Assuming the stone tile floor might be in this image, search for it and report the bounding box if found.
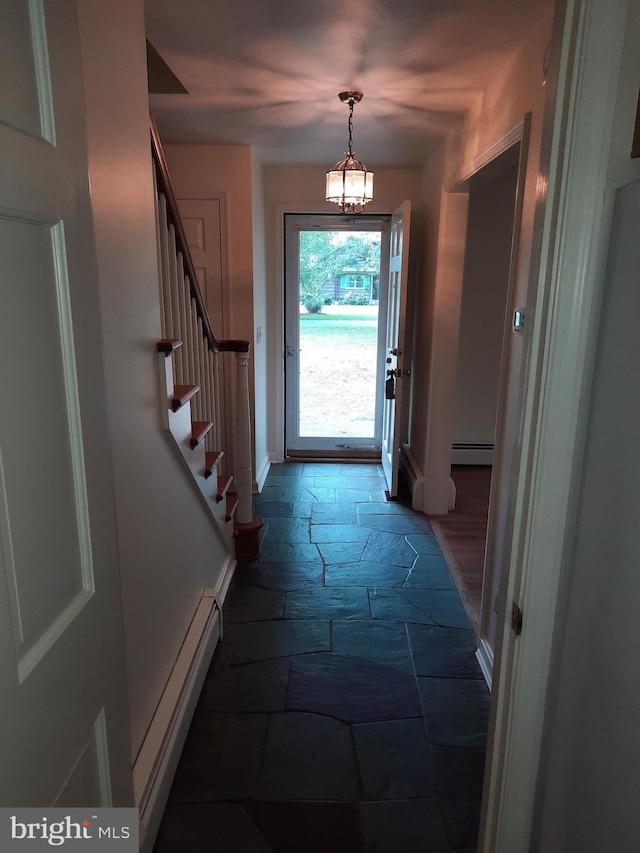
[154,463,488,852]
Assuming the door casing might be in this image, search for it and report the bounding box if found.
[283,213,390,458]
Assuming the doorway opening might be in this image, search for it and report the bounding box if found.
[284,214,390,458]
[429,133,528,689]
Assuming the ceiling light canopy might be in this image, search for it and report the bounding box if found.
[325,91,374,214]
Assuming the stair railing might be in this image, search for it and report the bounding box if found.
[150,116,259,550]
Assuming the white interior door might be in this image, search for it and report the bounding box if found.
[0,0,131,806]
[381,201,411,495]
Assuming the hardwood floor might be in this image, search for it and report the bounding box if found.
[429,466,492,635]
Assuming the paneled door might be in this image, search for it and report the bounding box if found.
[0,1,131,805]
[381,202,411,496]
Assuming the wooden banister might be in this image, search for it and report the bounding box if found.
[150,114,249,356]
[152,115,262,560]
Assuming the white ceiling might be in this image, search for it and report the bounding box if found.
[145,0,552,166]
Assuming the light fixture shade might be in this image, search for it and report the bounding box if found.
[326,91,374,213]
[325,154,374,213]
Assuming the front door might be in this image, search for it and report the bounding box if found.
[284,214,390,457]
[381,202,411,495]
[0,0,131,805]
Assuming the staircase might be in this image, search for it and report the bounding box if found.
[151,119,262,560]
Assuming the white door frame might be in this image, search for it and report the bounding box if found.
[450,119,530,688]
[480,0,631,849]
[283,213,390,456]
[273,204,342,463]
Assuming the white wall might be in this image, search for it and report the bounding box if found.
[452,163,519,449]
[261,164,422,461]
[411,12,553,514]
[78,1,230,760]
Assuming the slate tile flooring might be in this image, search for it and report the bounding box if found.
[155,463,488,852]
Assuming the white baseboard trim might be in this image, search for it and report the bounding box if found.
[214,555,236,622]
[476,637,494,690]
[135,578,232,852]
[255,454,271,493]
[451,443,494,465]
[399,443,425,511]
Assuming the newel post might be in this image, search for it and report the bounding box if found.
[233,347,263,560]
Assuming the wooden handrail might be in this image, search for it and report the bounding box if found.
[149,114,249,355]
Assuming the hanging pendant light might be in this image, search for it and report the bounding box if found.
[326,91,374,213]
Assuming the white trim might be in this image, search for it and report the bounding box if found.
[273,204,335,462]
[448,477,456,512]
[28,0,56,145]
[447,118,526,190]
[399,443,424,511]
[283,212,390,455]
[254,453,271,492]
[476,638,494,689]
[135,570,235,853]
[451,443,494,465]
[423,119,528,517]
[481,1,630,850]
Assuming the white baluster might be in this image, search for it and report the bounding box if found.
[209,349,219,452]
[197,320,210,448]
[192,311,204,423]
[153,176,166,336]
[158,196,174,340]
[234,350,253,525]
[168,226,183,383]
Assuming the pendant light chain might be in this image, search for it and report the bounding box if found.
[325,90,374,213]
[347,98,355,157]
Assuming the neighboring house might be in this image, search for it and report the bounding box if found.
[323,269,380,304]
[1,1,639,852]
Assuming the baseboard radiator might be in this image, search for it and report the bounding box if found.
[451,442,494,465]
[399,443,425,511]
[134,581,229,852]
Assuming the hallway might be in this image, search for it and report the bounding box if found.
[154,463,488,852]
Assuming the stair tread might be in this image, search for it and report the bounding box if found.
[172,384,200,412]
[190,420,213,449]
[157,339,183,355]
[225,493,239,522]
[204,450,224,478]
[216,474,233,502]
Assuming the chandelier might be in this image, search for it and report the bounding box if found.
[325,91,374,213]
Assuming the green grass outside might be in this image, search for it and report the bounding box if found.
[300,310,375,323]
[297,306,379,437]
[299,308,378,344]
